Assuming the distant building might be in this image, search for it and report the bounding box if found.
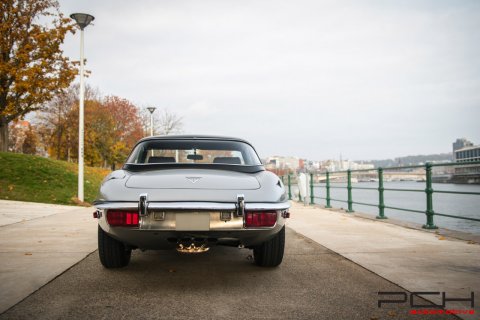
[8,120,30,153]
[452,139,480,184]
[455,145,480,163]
[264,156,301,175]
[453,138,473,152]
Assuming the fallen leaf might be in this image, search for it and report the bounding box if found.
[467,240,476,244]
[387,310,397,317]
[168,269,176,273]
[438,236,446,240]
[24,253,32,256]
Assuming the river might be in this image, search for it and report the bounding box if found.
[292,181,480,235]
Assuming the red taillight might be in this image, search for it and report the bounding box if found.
[106,210,139,227]
[245,211,277,228]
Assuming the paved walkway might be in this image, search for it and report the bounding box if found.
[0,200,97,313]
[0,200,479,319]
[287,202,480,319]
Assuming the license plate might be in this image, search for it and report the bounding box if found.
[175,212,210,231]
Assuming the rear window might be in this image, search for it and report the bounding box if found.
[126,139,262,166]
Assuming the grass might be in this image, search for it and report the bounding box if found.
[0,152,110,205]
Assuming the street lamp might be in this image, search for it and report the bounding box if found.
[70,13,94,203]
[147,107,156,136]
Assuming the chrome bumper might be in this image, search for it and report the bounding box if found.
[94,200,291,211]
[94,199,290,249]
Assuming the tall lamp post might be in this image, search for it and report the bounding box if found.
[147,107,156,136]
[70,13,94,202]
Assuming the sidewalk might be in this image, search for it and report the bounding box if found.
[287,202,480,319]
[0,200,97,313]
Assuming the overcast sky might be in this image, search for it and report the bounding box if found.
[58,0,480,161]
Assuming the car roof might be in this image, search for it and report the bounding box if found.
[137,135,253,145]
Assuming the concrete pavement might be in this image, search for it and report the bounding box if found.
[287,202,480,319]
[1,228,459,320]
[0,199,478,319]
[0,200,97,313]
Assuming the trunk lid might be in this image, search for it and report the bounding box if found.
[125,169,260,190]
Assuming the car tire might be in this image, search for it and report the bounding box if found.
[98,226,131,268]
[253,226,285,267]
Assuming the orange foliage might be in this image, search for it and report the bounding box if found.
[0,0,77,151]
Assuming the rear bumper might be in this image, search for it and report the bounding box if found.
[94,201,290,211]
[95,201,290,249]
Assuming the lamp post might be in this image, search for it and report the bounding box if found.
[147,107,156,136]
[70,13,94,203]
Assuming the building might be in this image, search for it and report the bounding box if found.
[455,145,480,163]
[452,138,474,153]
[264,156,302,175]
[452,139,480,184]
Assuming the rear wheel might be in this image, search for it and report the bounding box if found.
[98,226,131,268]
[253,226,285,267]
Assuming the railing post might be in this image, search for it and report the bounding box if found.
[376,168,387,219]
[423,163,438,229]
[347,169,354,212]
[288,174,292,200]
[325,171,332,208]
[310,173,314,205]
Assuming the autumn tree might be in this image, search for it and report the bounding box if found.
[102,96,143,169]
[36,84,98,160]
[0,0,76,152]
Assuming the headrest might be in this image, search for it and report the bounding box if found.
[213,157,241,164]
[148,156,176,163]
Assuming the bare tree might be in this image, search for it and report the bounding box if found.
[140,108,184,136]
[156,109,183,135]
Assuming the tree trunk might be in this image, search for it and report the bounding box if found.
[0,116,8,152]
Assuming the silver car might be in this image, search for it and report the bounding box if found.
[93,135,290,268]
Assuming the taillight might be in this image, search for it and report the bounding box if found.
[106,210,139,227]
[245,211,277,228]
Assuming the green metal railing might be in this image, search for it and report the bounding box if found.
[282,161,480,229]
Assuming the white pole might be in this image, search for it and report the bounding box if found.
[78,29,85,202]
[150,112,154,136]
[304,172,309,206]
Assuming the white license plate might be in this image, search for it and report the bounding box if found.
[175,212,210,231]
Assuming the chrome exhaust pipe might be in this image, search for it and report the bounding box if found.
[176,243,210,254]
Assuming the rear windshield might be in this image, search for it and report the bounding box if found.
[125,139,262,166]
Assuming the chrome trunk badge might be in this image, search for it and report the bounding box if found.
[186,176,202,183]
